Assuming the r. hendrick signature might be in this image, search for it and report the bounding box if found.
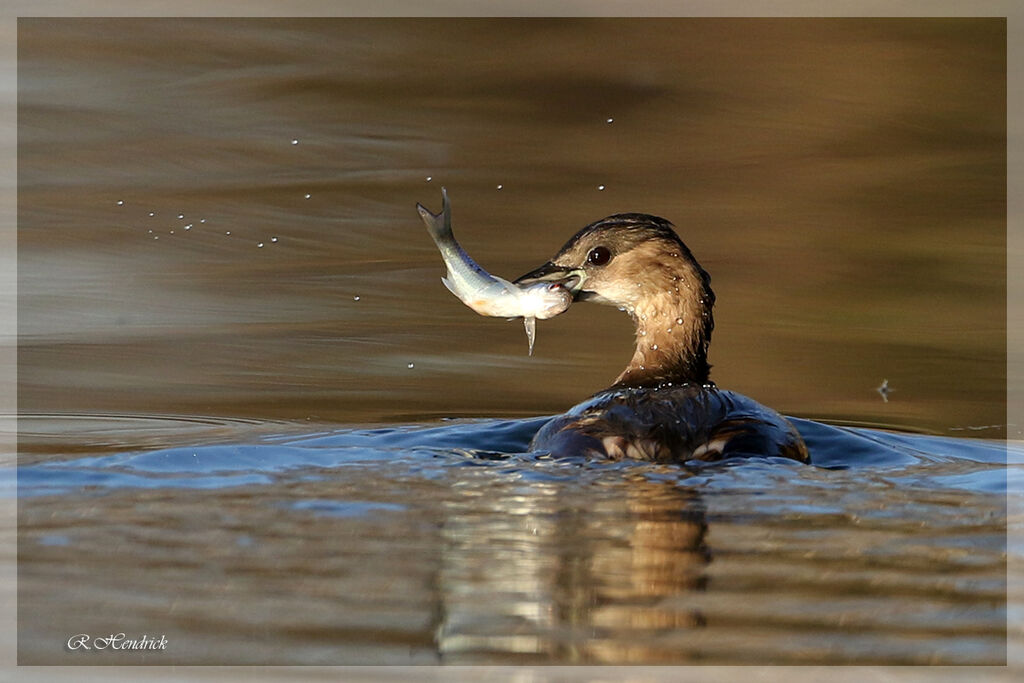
[66,633,168,651]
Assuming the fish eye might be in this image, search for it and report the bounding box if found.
[587,246,612,266]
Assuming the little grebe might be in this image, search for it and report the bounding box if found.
[514,213,809,464]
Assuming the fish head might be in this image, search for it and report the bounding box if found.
[518,281,573,320]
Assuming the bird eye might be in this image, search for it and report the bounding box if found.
[587,246,611,266]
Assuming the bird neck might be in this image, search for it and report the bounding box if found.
[613,281,714,388]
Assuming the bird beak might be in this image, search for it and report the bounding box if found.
[514,262,587,294]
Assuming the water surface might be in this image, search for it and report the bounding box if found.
[17,413,1014,665]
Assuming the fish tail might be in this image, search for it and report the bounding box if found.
[416,186,453,243]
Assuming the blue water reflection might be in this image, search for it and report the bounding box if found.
[19,416,1013,498]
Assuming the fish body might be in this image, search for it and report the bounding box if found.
[416,188,572,354]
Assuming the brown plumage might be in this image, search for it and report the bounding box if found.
[515,213,809,464]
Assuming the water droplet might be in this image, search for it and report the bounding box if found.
[426,176,432,182]
[291,138,299,145]
[147,229,153,234]
[353,295,361,302]
[271,236,278,243]
[257,242,264,248]
[225,231,231,235]
[177,213,184,219]
[651,344,659,351]
[597,184,605,191]
[640,330,647,336]
[184,224,192,230]
[304,193,311,199]
[639,365,645,371]
[676,317,684,325]
[407,362,415,369]
[606,117,614,124]
[666,328,673,334]
[200,218,206,223]
[116,200,124,206]
[153,235,159,240]
[496,184,503,190]
[169,230,174,234]
[148,212,155,217]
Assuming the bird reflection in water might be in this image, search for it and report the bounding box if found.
[432,473,709,663]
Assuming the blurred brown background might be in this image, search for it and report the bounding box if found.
[18,18,1006,436]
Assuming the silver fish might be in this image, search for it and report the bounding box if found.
[416,188,572,355]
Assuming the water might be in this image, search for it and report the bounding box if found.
[16,18,1012,666]
[17,415,1014,665]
